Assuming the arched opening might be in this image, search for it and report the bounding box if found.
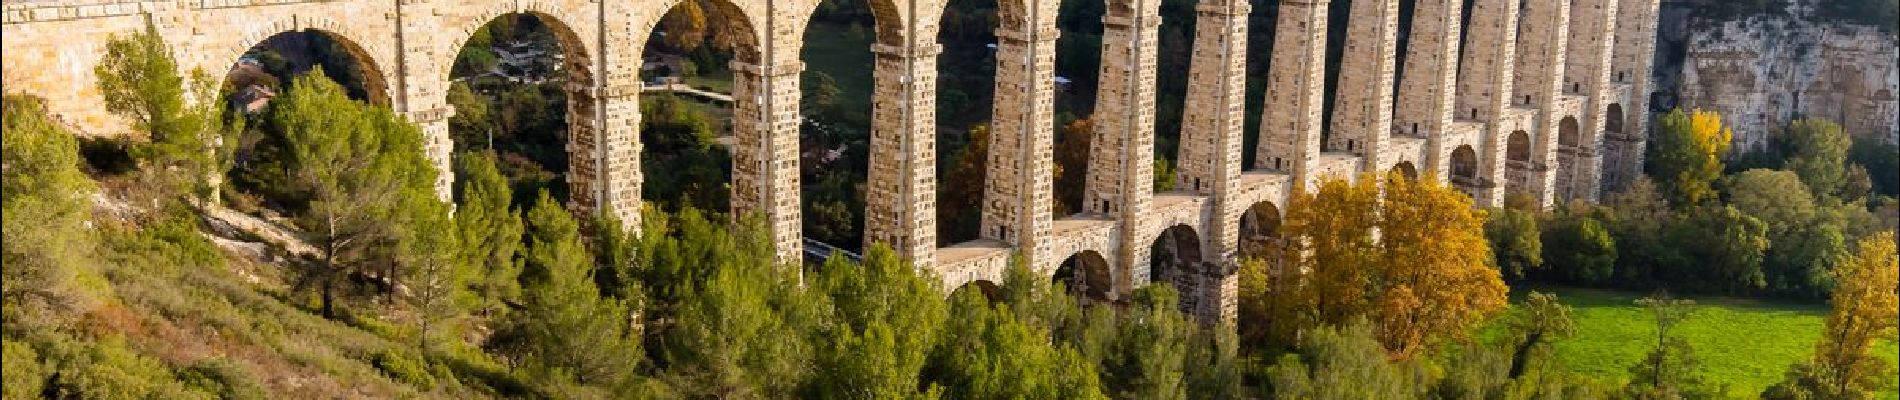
[1054,250,1115,304]
[1151,0,1196,193]
[1148,224,1207,314]
[798,0,894,252]
[1605,103,1624,134]
[1049,0,1110,215]
[951,279,1002,302]
[934,0,1001,245]
[445,13,594,209]
[1391,161,1419,181]
[1449,144,1479,189]
[1558,116,1580,147]
[221,29,386,215]
[636,0,762,216]
[1237,201,1282,261]
[1506,129,1531,162]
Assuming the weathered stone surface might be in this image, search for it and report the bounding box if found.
[1679,8,1899,152]
[3,0,1660,322]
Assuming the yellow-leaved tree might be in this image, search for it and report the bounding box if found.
[1814,231,1898,393]
[1257,173,1509,358]
[1375,173,1509,357]
[1648,109,1733,207]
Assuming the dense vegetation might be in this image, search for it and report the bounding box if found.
[5,10,1898,400]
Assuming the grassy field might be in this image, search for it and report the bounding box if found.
[1494,286,1898,399]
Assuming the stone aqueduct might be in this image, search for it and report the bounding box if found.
[3,0,1659,320]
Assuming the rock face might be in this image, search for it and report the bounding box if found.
[1678,2,1899,152]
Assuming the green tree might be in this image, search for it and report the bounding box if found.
[454,152,525,312]
[1541,213,1617,284]
[272,72,437,317]
[1094,288,1193,400]
[1625,293,1724,399]
[94,24,237,201]
[506,193,641,388]
[1486,207,1543,280]
[810,245,949,399]
[1647,109,1732,208]
[590,205,641,301]
[1670,206,1769,293]
[1784,119,1853,200]
[1603,178,1681,287]
[926,290,1107,400]
[1503,292,1578,379]
[1728,168,1846,297]
[446,82,492,149]
[396,190,471,353]
[1262,319,1429,400]
[1,96,100,322]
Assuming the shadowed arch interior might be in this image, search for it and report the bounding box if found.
[1506,129,1530,162]
[1237,201,1282,262]
[225,29,391,107]
[1392,161,1419,181]
[1148,224,1206,314]
[1559,115,1579,147]
[1605,103,1624,134]
[1055,250,1114,303]
[1450,144,1478,181]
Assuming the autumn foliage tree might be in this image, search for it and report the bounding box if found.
[1648,109,1733,208]
[1765,231,1899,398]
[1264,173,1509,358]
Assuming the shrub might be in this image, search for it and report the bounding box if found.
[370,349,435,391]
[177,358,267,400]
[2,339,49,400]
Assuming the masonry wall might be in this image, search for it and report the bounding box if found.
[3,0,1667,322]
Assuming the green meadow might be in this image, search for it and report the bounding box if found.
[1493,286,1899,399]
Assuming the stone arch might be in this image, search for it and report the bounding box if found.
[1559,115,1580,147]
[442,12,601,209]
[1055,250,1114,303]
[1605,103,1624,134]
[1450,144,1479,182]
[441,10,597,85]
[951,279,1002,301]
[847,0,931,47]
[1237,201,1282,261]
[1391,161,1420,181]
[1148,224,1208,314]
[633,0,766,65]
[216,25,394,107]
[1506,129,1531,162]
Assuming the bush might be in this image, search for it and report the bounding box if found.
[39,334,211,399]
[2,339,49,400]
[177,358,267,400]
[370,349,435,391]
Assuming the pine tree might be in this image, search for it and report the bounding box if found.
[454,151,524,312]
[1,95,100,320]
[94,23,236,201]
[511,192,640,387]
[273,72,436,317]
[810,245,949,399]
[396,189,471,353]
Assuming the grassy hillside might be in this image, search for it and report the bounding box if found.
[1495,286,1899,399]
[2,201,510,398]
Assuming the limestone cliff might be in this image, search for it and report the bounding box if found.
[1675,1,1899,152]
